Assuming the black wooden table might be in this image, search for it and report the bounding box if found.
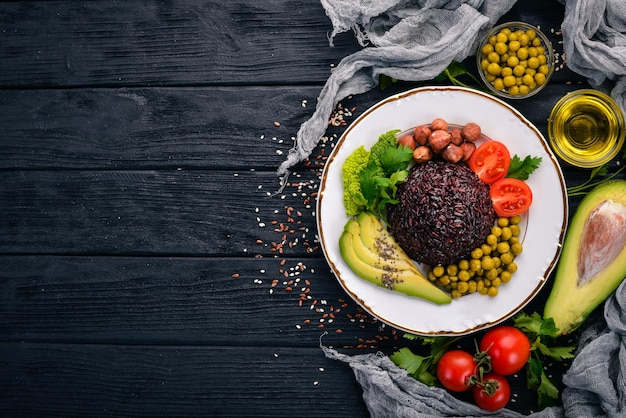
[1,1,623,416]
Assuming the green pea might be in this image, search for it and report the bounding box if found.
[446,264,459,276]
[471,248,484,259]
[433,265,445,277]
[497,242,510,254]
[481,257,495,271]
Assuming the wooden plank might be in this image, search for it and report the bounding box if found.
[0,170,320,256]
[0,256,397,348]
[0,342,371,417]
[0,86,324,170]
[0,0,359,87]
[0,0,575,88]
[0,83,590,171]
[0,170,325,256]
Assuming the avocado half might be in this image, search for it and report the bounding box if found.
[544,180,626,335]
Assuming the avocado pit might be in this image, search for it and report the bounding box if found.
[578,199,626,286]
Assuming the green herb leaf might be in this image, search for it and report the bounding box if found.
[446,61,470,79]
[537,370,560,403]
[390,347,437,386]
[513,311,544,335]
[507,155,542,180]
[591,164,609,179]
[378,145,413,177]
[537,317,560,338]
[527,357,543,389]
[514,311,577,408]
[528,357,559,409]
[379,74,398,91]
[359,162,383,205]
[532,337,576,361]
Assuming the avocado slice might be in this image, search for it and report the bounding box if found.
[544,180,626,335]
[357,212,414,262]
[339,215,451,305]
[344,218,417,272]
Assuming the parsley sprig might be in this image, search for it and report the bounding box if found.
[514,312,577,409]
[360,131,414,218]
[507,155,543,180]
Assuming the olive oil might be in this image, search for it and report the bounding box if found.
[548,90,625,168]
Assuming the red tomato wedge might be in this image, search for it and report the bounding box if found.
[490,178,533,217]
[468,141,511,184]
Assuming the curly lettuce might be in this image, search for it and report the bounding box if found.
[342,145,370,216]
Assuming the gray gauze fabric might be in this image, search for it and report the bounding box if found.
[559,0,626,110]
[276,0,517,181]
[322,279,626,417]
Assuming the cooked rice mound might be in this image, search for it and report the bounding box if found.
[387,160,496,266]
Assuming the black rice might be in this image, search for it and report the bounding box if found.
[387,160,496,266]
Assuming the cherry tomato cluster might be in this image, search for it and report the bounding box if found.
[436,326,531,411]
[468,141,533,217]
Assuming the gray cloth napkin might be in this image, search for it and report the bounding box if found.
[323,279,626,417]
[276,0,517,181]
[292,0,626,416]
[559,0,626,111]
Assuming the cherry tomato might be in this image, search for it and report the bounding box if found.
[490,178,533,217]
[480,326,531,376]
[468,141,511,184]
[436,350,475,392]
[472,372,511,411]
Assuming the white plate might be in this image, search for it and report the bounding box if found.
[317,86,568,336]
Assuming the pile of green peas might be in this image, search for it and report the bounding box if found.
[428,216,523,298]
[479,27,551,96]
